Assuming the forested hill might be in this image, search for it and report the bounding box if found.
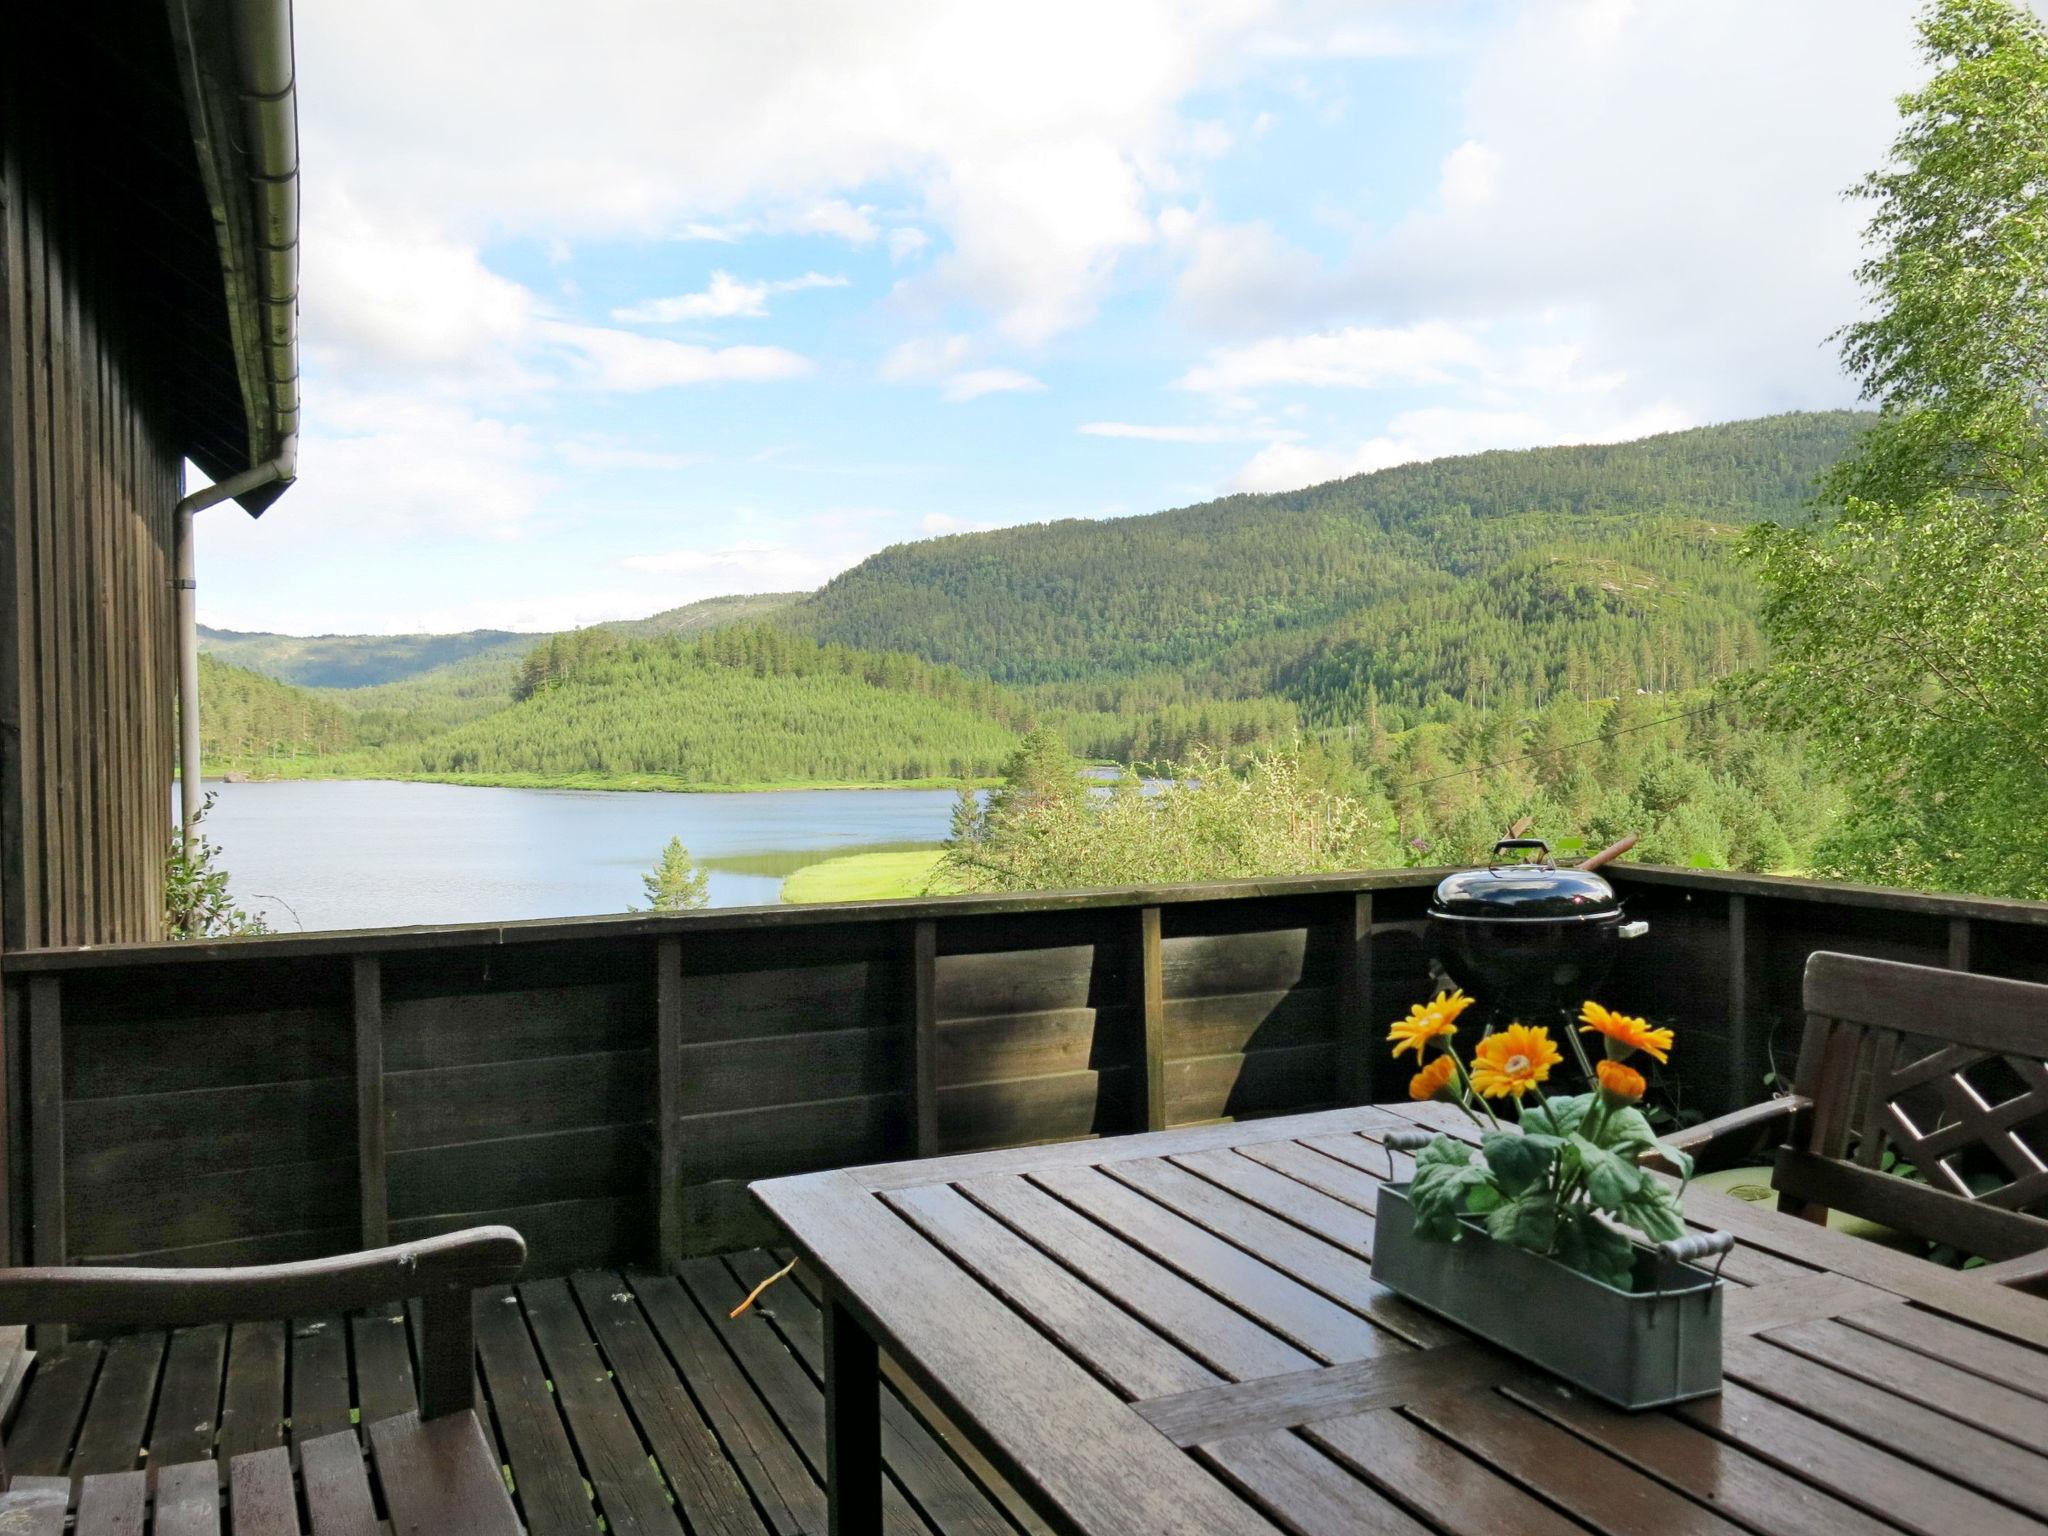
[200,591,801,690]
[387,624,1023,787]
[789,411,1869,717]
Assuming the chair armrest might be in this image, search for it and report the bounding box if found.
[1972,1248,2048,1298]
[1660,1094,1812,1158]
[0,1226,525,1330]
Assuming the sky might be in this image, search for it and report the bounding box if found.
[200,0,1937,636]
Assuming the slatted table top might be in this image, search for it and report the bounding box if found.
[754,1101,2048,1536]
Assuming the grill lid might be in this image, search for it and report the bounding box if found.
[1432,839,1622,920]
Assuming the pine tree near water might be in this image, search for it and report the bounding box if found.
[641,837,710,912]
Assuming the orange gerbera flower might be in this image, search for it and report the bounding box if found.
[1468,1024,1562,1099]
[1386,989,1475,1060]
[1595,1058,1646,1105]
[1409,1053,1460,1103]
[1578,1000,1674,1064]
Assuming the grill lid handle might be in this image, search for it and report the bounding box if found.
[1489,838,1553,869]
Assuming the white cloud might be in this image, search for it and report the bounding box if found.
[1227,401,1694,494]
[1080,420,1297,443]
[298,2,1289,347]
[540,323,812,390]
[941,368,1046,402]
[880,333,974,383]
[620,538,861,596]
[1438,140,1500,214]
[554,438,707,471]
[1178,320,1489,394]
[612,270,847,323]
[887,227,931,262]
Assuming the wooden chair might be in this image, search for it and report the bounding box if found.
[0,1226,526,1534]
[1661,950,2048,1296]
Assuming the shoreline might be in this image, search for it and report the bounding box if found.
[195,766,1001,795]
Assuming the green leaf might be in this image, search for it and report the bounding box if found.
[1594,1104,1659,1154]
[1408,1137,1493,1240]
[1571,1135,1687,1241]
[1485,1191,1558,1254]
[1652,1140,1695,1184]
[1464,1183,1503,1213]
[1521,1092,1591,1140]
[1482,1132,1555,1198]
[1552,1209,1637,1289]
[1570,1134,1645,1209]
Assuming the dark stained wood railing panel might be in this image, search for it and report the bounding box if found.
[1158,895,1348,1126]
[933,909,1142,1159]
[54,959,354,1267]
[7,865,2048,1277]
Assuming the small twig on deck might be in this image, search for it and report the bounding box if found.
[728,1256,799,1318]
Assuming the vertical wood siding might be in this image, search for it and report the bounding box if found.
[2,94,180,953]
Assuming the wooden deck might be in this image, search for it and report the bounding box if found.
[1,1250,1038,1536]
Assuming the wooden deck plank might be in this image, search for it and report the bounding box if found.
[286,1319,352,1456]
[0,1478,69,1536]
[623,1270,825,1536]
[518,1277,681,1536]
[152,1459,223,1536]
[149,1325,226,1473]
[672,1256,948,1535]
[216,1323,287,1463]
[566,1271,766,1536]
[71,1468,146,1536]
[470,1285,598,1536]
[348,1307,417,1429]
[298,1428,379,1536]
[4,1342,104,1475]
[366,1410,522,1536]
[722,1249,1018,1536]
[67,1331,164,1478]
[227,1446,299,1535]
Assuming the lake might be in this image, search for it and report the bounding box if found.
[197,779,960,932]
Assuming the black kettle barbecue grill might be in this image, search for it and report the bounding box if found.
[1428,835,1648,1021]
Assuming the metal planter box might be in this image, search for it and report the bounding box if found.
[1371,1182,1724,1410]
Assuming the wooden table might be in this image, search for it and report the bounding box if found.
[753,1101,2048,1536]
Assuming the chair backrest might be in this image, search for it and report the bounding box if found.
[1779,951,2048,1262]
[0,1227,525,1423]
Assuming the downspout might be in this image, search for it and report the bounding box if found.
[175,445,295,846]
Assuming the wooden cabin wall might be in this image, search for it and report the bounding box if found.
[5,868,2044,1274]
[1,70,182,954]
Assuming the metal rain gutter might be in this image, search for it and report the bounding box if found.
[173,0,301,866]
[230,0,300,480]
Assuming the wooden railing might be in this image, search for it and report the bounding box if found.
[3,864,2044,1277]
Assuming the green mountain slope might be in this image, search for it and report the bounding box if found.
[198,625,531,688]
[387,624,1023,787]
[791,412,1868,721]
[201,591,802,691]
[198,654,358,766]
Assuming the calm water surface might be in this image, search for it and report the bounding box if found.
[199,779,958,932]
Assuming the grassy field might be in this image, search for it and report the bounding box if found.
[781,848,947,904]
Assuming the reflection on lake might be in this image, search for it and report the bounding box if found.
[195,779,958,932]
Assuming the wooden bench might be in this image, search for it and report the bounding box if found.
[0,1227,526,1534]
[1663,949,2048,1295]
